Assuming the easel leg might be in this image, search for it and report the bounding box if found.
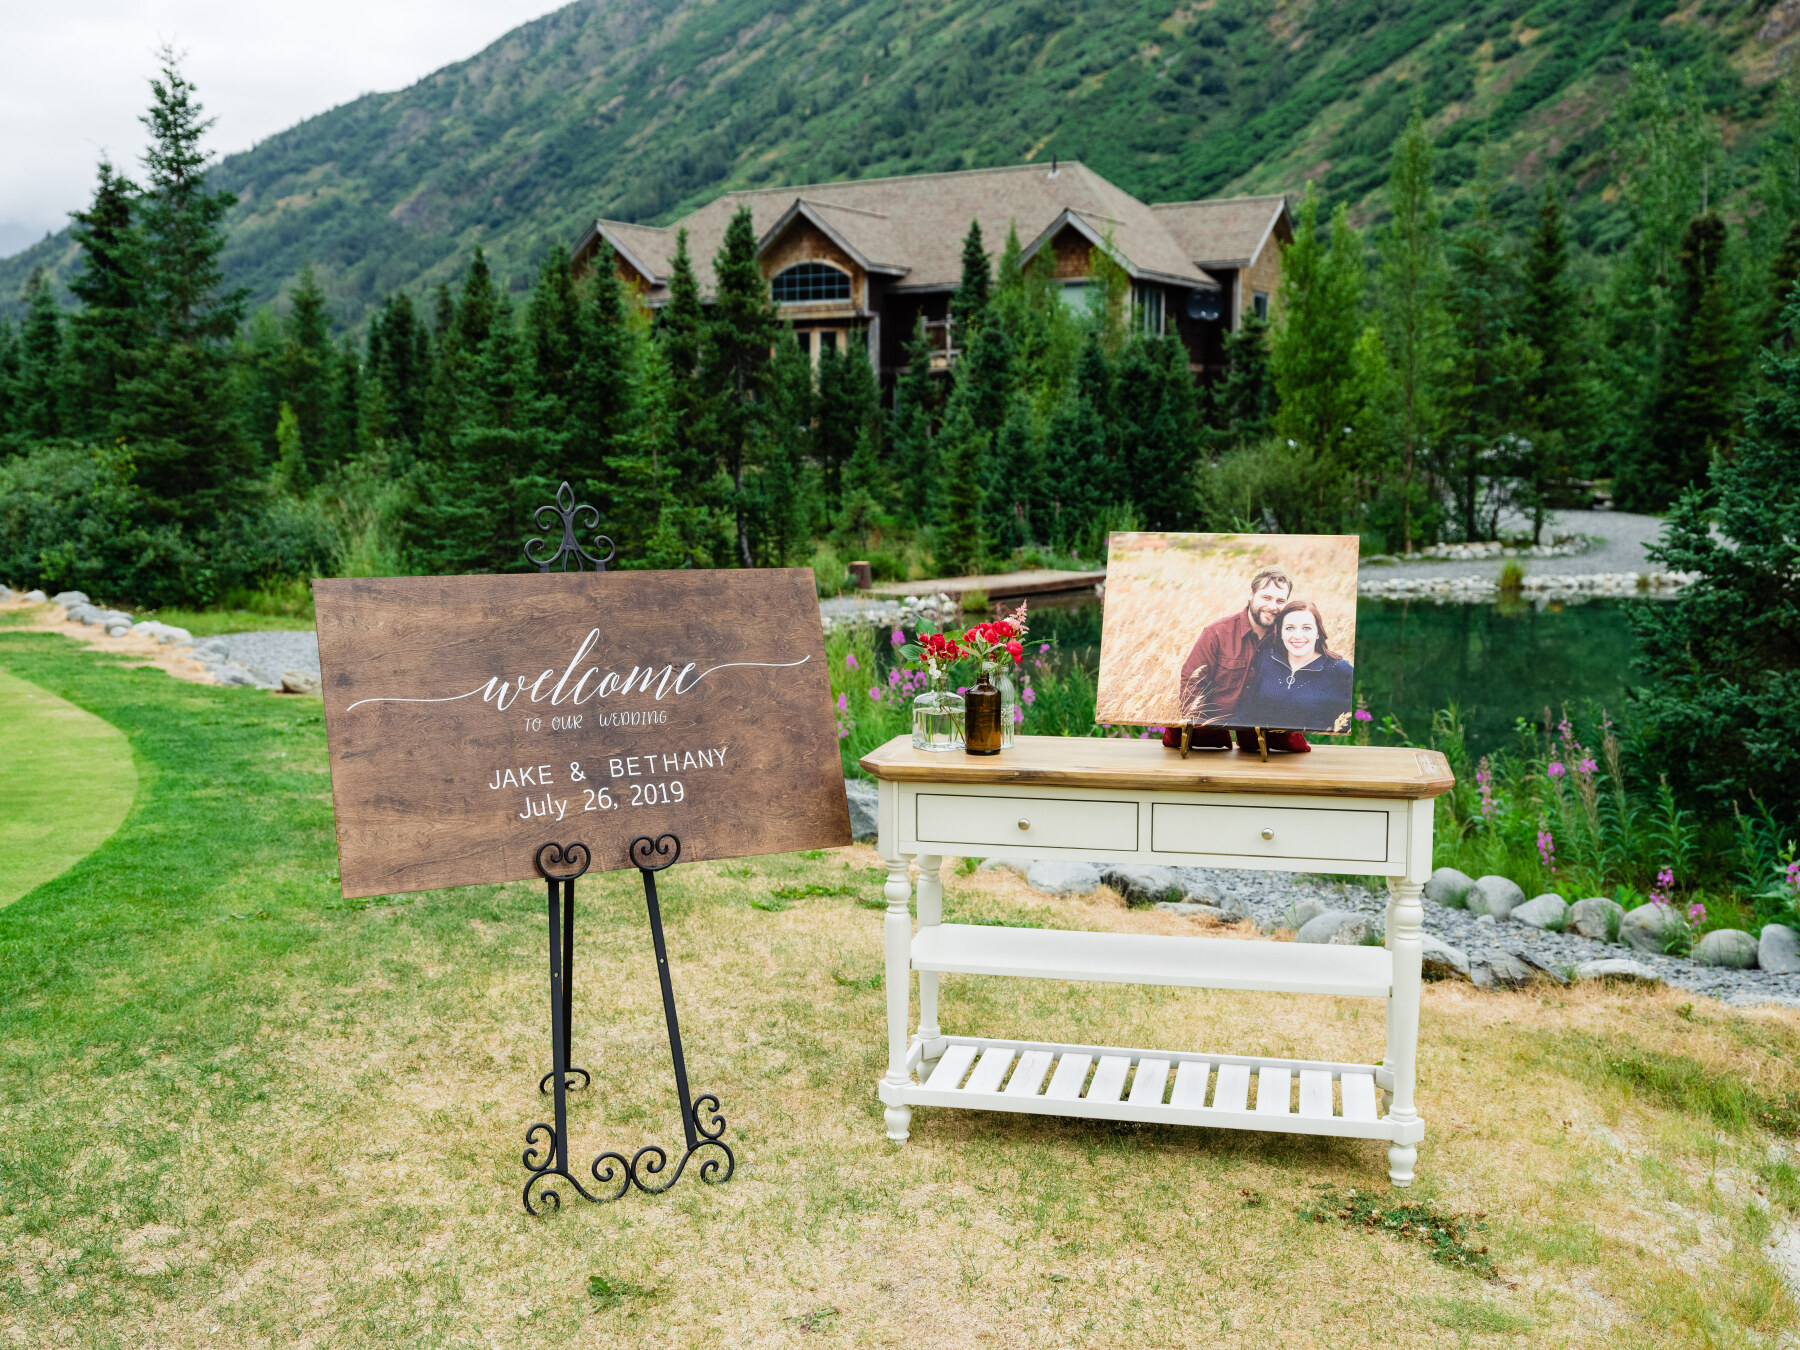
[878,853,915,1141]
[547,877,570,1177]
[539,878,591,1094]
[1385,878,1425,1186]
[639,864,699,1154]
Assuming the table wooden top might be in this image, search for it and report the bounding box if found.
[860,735,1455,800]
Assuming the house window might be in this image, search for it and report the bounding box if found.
[820,330,838,356]
[1059,280,1096,313]
[1252,291,1269,321]
[771,262,851,304]
[796,331,811,357]
[1135,285,1164,334]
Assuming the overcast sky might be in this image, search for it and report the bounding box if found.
[0,0,567,259]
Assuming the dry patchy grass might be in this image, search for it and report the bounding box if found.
[4,849,1797,1348]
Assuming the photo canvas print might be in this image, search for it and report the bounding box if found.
[1094,532,1361,734]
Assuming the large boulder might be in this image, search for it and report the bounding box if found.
[1295,911,1369,945]
[1025,860,1103,896]
[131,620,194,645]
[1100,865,1189,908]
[1619,903,1676,955]
[1568,897,1624,942]
[1575,957,1662,983]
[1470,950,1536,987]
[1467,875,1526,921]
[1423,867,1476,908]
[281,670,323,698]
[50,591,89,607]
[1511,894,1569,930]
[842,778,879,842]
[24,589,47,602]
[1692,928,1758,969]
[1288,898,1328,932]
[1760,924,1800,975]
[1419,934,1470,981]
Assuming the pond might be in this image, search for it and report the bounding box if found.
[1016,593,1651,756]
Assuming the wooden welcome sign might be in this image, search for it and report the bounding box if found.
[314,569,850,897]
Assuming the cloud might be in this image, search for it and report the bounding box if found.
[0,0,565,258]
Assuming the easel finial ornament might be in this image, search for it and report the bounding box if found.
[523,481,616,572]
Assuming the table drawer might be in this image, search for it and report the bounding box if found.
[1151,802,1390,863]
[915,793,1139,852]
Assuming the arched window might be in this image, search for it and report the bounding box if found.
[771,261,851,304]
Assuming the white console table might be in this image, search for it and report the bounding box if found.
[860,735,1455,1185]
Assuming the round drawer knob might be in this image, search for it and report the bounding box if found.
[1261,827,1275,841]
[1017,818,1031,831]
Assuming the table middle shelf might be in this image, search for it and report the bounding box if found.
[911,923,1394,999]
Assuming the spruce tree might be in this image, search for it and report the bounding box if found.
[814,339,878,500]
[1618,212,1738,511]
[835,420,888,556]
[1517,179,1585,539]
[323,338,361,467]
[273,401,310,493]
[889,321,937,530]
[933,401,986,575]
[1115,334,1201,530]
[15,271,65,442]
[65,159,142,439]
[699,207,781,566]
[1040,380,1107,553]
[1272,186,1368,463]
[951,219,991,335]
[982,394,1041,553]
[659,229,710,494]
[283,265,333,467]
[0,321,20,445]
[571,241,635,484]
[1207,315,1275,448]
[118,50,255,524]
[1763,218,1800,355]
[744,330,814,567]
[1374,104,1449,552]
[525,243,583,454]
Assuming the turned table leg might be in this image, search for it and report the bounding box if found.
[878,852,916,1142]
[915,855,944,1067]
[1385,877,1425,1185]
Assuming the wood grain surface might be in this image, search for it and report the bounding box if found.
[859,734,1455,799]
[315,570,850,897]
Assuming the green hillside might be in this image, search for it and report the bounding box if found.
[3,0,1791,326]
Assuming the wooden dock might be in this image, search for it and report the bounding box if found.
[863,569,1105,602]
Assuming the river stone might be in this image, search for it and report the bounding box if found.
[1470,950,1536,987]
[0,585,10,601]
[1420,934,1470,980]
[1468,875,1526,920]
[842,778,878,841]
[1619,903,1676,955]
[1569,897,1624,942]
[25,589,46,602]
[131,620,193,645]
[1423,867,1476,908]
[1156,900,1227,920]
[50,591,89,607]
[281,669,323,698]
[1693,928,1758,969]
[1295,911,1368,945]
[1511,894,1569,930]
[1288,898,1328,932]
[1575,957,1662,983]
[1760,924,1800,975]
[1101,865,1189,907]
[1026,860,1103,895]
[976,857,1028,878]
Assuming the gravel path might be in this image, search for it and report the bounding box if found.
[1162,866,1800,1009]
[1366,511,1667,581]
[191,631,320,689]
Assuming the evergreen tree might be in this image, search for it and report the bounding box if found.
[64,160,142,439]
[1373,104,1449,552]
[1629,298,1800,817]
[525,243,583,455]
[982,395,1041,553]
[951,219,991,335]
[1517,179,1585,539]
[933,400,986,575]
[15,271,65,442]
[368,292,431,450]
[571,241,635,484]
[835,419,888,557]
[273,401,310,493]
[323,338,361,467]
[815,338,878,500]
[1272,186,1368,463]
[1206,315,1275,448]
[659,229,710,494]
[1040,379,1108,552]
[1618,212,1738,511]
[889,321,937,530]
[699,207,782,566]
[1762,218,1800,355]
[283,265,333,466]
[0,321,20,445]
[601,316,681,566]
[1115,334,1201,530]
[1072,334,1121,508]
[117,49,255,524]
[744,331,814,566]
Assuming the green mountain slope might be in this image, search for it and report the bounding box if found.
[4,0,1790,327]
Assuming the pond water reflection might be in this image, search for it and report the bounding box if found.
[1015,592,1649,756]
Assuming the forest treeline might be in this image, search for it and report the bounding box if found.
[0,52,1797,605]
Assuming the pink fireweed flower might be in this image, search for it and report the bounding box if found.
[890,629,904,647]
[845,653,859,670]
[1022,687,1037,705]
[1576,757,1598,775]
[1039,643,1049,653]
[868,686,883,702]
[1786,859,1799,890]
[1012,706,1024,723]
[1537,826,1556,873]
[1547,762,1565,779]
[1354,708,1373,723]
[1476,758,1495,817]
[1649,866,1674,907]
[1686,902,1706,924]
[836,693,847,712]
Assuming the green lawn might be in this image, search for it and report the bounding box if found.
[0,666,136,906]
[0,630,1795,1348]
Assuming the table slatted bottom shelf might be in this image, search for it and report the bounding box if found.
[904,1036,1400,1141]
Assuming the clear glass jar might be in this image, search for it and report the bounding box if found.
[911,673,965,751]
[996,668,1017,749]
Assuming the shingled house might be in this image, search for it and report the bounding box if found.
[573,163,1290,383]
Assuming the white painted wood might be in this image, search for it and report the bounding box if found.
[1213,1062,1251,1113]
[915,792,1139,853]
[1005,1049,1054,1097]
[1341,1072,1378,1122]
[912,924,1392,998]
[924,1042,978,1092]
[1169,1060,1210,1109]
[1150,801,1389,863]
[964,1046,1015,1095]
[1086,1055,1131,1102]
[1255,1066,1292,1115]
[1044,1053,1092,1100]
[1128,1058,1171,1106]
[1298,1069,1334,1119]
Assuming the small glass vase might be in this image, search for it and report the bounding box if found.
[996,668,1017,749]
[911,676,965,752]
[964,677,1003,755]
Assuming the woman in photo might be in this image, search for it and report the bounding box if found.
[1233,599,1354,733]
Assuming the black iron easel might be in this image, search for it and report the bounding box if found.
[516,484,733,1215]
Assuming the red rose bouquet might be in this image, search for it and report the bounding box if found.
[958,602,1030,675]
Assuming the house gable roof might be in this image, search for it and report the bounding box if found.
[1148,195,1292,272]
